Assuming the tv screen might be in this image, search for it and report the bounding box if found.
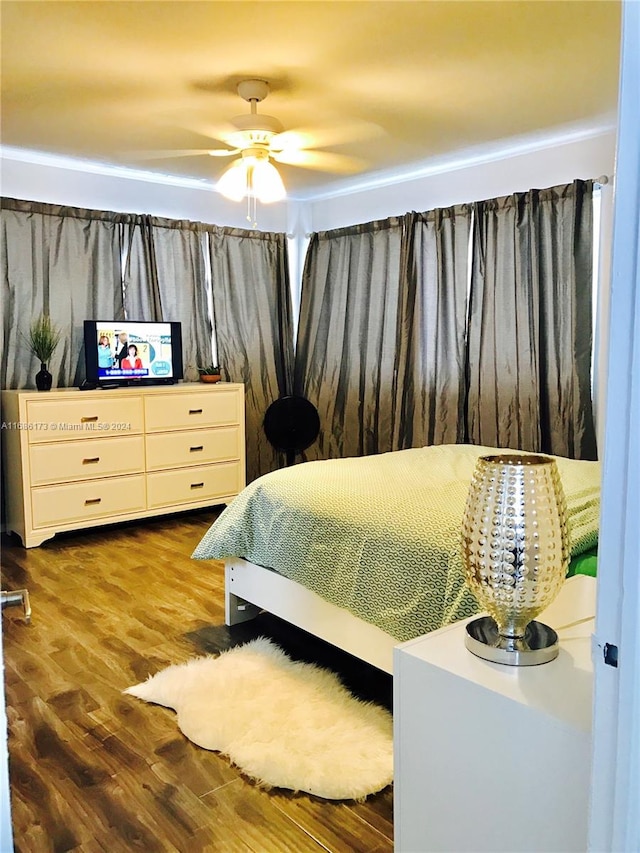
[84,320,183,386]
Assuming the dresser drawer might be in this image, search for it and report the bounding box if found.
[26,397,144,443]
[146,461,242,509]
[31,475,146,528]
[144,389,240,432]
[29,436,145,486]
[145,426,241,471]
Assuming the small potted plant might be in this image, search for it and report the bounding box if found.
[27,314,61,391]
[198,364,222,384]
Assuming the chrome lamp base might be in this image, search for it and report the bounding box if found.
[1,588,31,624]
[465,616,559,666]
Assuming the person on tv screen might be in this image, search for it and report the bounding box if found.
[97,335,113,369]
[122,344,143,371]
[114,331,129,367]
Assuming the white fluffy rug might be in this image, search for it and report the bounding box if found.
[124,637,393,800]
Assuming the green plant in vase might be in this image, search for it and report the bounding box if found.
[197,364,222,383]
[28,314,61,391]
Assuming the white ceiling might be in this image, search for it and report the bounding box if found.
[1,1,621,199]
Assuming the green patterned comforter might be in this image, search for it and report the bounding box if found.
[192,444,600,642]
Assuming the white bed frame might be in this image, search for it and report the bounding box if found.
[225,557,397,674]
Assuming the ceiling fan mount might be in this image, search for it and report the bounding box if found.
[236,78,270,103]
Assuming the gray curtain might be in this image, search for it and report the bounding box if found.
[466,179,597,459]
[1,197,294,483]
[294,207,472,460]
[394,206,472,448]
[294,218,404,460]
[1,198,125,390]
[126,216,214,378]
[122,217,162,322]
[209,226,294,482]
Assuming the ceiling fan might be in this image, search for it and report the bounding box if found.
[135,79,367,207]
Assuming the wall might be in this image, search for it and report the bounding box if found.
[589,3,640,845]
[2,125,616,239]
[306,126,616,231]
[0,629,12,853]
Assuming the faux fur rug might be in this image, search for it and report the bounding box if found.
[124,637,393,800]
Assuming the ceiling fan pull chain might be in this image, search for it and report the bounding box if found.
[246,165,258,228]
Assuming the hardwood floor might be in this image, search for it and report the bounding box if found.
[1,510,393,853]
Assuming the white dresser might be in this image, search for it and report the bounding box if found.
[1,383,245,547]
[394,575,596,853]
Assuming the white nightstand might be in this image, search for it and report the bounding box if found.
[394,575,596,853]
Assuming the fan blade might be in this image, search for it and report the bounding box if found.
[180,119,243,146]
[125,148,239,161]
[270,121,383,153]
[271,148,365,174]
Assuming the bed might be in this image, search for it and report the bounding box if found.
[192,444,600,673]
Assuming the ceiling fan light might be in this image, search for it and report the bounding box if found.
[252,159,286,203]
[216,160,248,202]
[217,157,286,205]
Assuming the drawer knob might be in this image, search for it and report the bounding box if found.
[83,457,100,464]
[188,408,203,415]
[190,446,204,452]
[190,482,205,490]
[84,498,102,505]
[81,416,99,423]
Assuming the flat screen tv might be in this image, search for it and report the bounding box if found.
[83,320,183,387]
